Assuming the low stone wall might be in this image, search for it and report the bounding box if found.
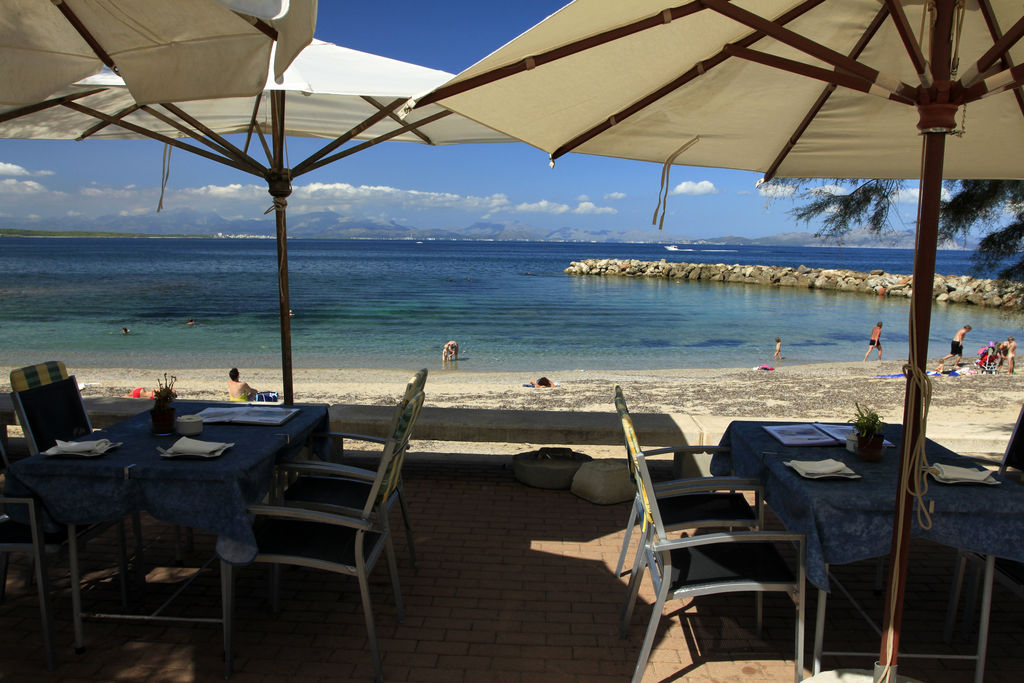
[564,258,1024,311]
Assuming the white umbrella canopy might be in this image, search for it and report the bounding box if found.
[0,38,511,404]
[422,0,1024,180]
[420,1,1024,680]
[0,0,315,106]
[3,39,509,147]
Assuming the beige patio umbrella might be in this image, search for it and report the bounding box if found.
[0,0,315,106]
[0,39,510,404]
[416,0,1024,678]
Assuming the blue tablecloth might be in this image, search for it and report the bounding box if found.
[6,402,328,564]
[711,421,1024,590]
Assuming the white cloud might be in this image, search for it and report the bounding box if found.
[182,183,264,200]
[811,184,849,196]
[758,183,796,198]
[604,191,626,200]
[0,162,30,176]
[576,194,590,202]
[0,178,47,194]
[891,187,950,203]
[296,182,510,212]
[118,207,151,216]
[670,180,717,196]
[0,162,54,177]
[81,186,141,199]
[514,199,571,214]
[573,201,617,215]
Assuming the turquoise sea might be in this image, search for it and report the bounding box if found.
[0,237,1019,372]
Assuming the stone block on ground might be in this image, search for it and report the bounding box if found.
[571,459,634,504]
[512,447,592,489]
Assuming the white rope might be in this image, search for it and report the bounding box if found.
[651,136,699,229]
[157,144,172,212]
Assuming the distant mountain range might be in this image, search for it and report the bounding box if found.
[0,208,974,248]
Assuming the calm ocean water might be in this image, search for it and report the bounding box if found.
[1,237,1020,372]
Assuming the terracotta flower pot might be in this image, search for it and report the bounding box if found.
[151,407,176,435]
[856,433,884,462]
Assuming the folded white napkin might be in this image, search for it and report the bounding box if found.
[45,439,114,456]
[931,463,994,483]
[159,437,233,458]
[786,458,848,475]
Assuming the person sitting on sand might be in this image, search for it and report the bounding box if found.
[442,340,459,362]
[227,367,277,402]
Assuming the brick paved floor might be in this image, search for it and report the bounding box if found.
[1,452,1022,681]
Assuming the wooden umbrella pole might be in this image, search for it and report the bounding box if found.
[878,2,956,677]
[270,91,294,405]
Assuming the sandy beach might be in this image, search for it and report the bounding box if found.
[6,359,1018,429]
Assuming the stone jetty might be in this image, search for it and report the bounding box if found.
[564,258,1024,311]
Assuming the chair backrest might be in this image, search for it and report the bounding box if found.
[364,391,425,516]
[10,361,92,455]
[385,368,427,435]
[614,385,664,535]
[1000,403,1024,476]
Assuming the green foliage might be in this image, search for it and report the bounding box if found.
[849,403,884,438]
[767,177,1024,282]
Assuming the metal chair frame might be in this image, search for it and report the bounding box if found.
[616,393,806,683]
[613,385,763,577]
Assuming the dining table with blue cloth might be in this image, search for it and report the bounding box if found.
[710,421,1024,591]
[5,401,329,565]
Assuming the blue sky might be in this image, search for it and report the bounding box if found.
[0,1,923,238]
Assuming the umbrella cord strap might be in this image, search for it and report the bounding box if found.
[651,136,699,229]
[157,144,172,213]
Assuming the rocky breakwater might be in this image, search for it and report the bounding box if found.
[564,259,1024,311]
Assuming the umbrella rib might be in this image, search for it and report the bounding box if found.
[963,62,1024,101]
[962,8,1024,87]
[551,0,827,160]
[139,104,264,173]
[76,104,142,141]
[974,0,1024,119]
[882,0,932,88]
[704,0,918,102]
[297,110,452,177]
[291,98,406,176]
[415,1,710,108]
[59,100,260,176]
[362,96,434,145]
[243,93,265,155]
[53,0,116,71]
[0,89,106,125]
[158,102,269,174]
[762,5,891,182]
[726,45,916,105]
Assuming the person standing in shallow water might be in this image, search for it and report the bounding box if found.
[772,337,782,361]
[864,321,883,361]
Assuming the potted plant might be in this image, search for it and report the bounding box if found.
[150,373,177,435]
[849,403,885,462]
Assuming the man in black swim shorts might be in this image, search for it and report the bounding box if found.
[935,324,971,372]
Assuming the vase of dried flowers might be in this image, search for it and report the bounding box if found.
[150,373,177,435]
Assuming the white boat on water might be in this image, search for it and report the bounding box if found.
[664,245,680,251]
